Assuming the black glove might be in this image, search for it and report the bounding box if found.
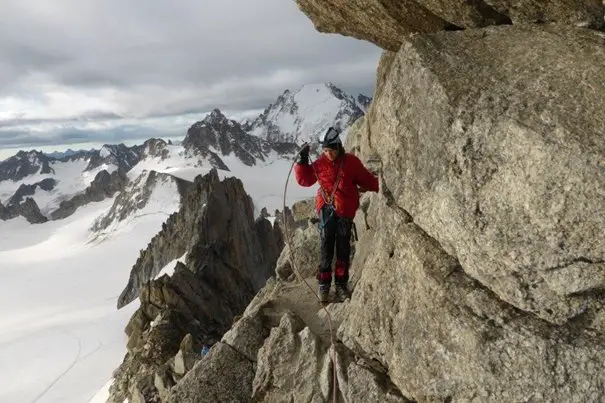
[297,144,310,165]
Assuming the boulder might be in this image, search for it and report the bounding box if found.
[295,0,604,50]
[358,24,605,325]
[275,224,321,281]
[340,191,605,402]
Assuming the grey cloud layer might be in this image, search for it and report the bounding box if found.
[0,0,381,146]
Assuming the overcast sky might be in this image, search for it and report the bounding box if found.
[0,0,381,149]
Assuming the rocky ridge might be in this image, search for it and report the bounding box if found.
[0,197,48,224]
[183,108,299,168]
[0,150,54,182]
[6,178,57,208]
[248,82,370,145]
[108,169,284,402]
[49,169,128,221]
[90,170,190,232]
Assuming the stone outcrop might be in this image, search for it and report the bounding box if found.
[108,170,284,403]
[167,234,410,402]
[0,150,54,182]
[295,0,604,50]
[85,143,144,172]
[356,24,605,325]
[6,178,56,207]
[0,197,48,224]
[117,169,283,308]
[333,14,605,403]
[90,170,190,232]
[50,169,127,220]
[343,192,605,402]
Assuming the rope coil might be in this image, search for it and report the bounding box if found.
[282,143,339,403]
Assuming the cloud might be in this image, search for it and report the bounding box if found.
[0,0,381,147]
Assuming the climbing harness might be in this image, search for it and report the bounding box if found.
[283,143,339,403]
[314,156,344,234]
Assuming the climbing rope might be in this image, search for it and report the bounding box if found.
[282,143,339,403]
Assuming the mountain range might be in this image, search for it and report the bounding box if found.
[0,82,369,226]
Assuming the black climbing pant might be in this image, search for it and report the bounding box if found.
[317,205,353,286]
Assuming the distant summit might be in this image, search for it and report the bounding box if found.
[247,82,370,145]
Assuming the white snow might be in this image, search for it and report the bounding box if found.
[99,146,112,158]
[0,157,118,216]
[126,142,316,216]
[0,163,189,403]
[250,83,357,145]
[93,170,182,239]
[155,253,187,279]
[0,198,148,403]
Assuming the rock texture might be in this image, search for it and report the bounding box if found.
[6,178,56,207]
[332,18,605,402]
[358,24,605,325]
[90,170,189,231]
[184,109,299,168]
[116,169,283,308]
[50,169,127,220]
[85,143,144,172]
[248,82,369,144]
[168,268,409,403]
[0,197,48,223]
[295,0,604,50]
[340,192,605,402]
[108,170,284,403]
[0,150,54,182]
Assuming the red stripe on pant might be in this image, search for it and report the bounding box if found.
[335,260,348,285]
[317,271,332,284]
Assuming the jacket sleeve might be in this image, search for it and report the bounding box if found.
[294,162,317,187]
[353,156,379,192]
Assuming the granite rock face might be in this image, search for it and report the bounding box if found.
[295,0,604,50]
[358,24,605,325]
[51,169,127,220]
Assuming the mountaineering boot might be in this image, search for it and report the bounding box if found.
[335,284,351,302]
[318,285,330,304]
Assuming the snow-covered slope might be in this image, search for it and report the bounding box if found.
[0,156,116,216]
[91,170,186,238]
[0,200,142,403]
[248,82,369,145]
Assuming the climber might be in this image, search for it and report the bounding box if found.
[294,126,379,303]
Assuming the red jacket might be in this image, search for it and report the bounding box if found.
[295,153,379,218]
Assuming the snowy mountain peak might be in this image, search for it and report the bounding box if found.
[207,108,229,123]
[183,109,267,167]
[86,143,143,173]
[0,149,54,182]
[91,170,188,236]
[141,138,169,160]
[248,82,369,145]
